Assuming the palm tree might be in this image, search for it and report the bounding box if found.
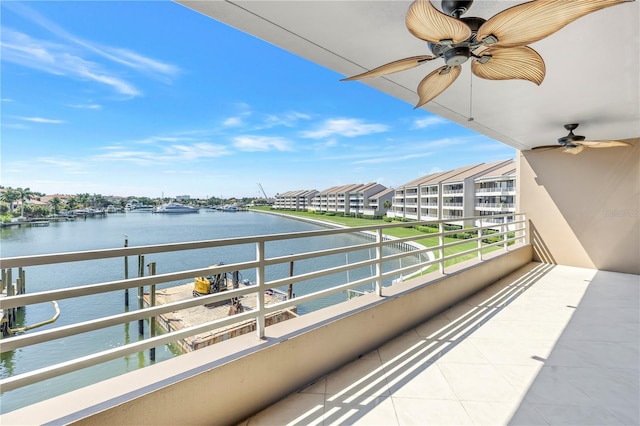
[48,197,62,215]
[383,200,392,210]
[16,187,35,217]
[76,193,90,209]
[0,188,19,214]
[65,197,78,211]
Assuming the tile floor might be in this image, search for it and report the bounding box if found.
[238,262,639,425]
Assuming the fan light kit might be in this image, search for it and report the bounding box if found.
[342,0,634,108]
[533,123,632,155]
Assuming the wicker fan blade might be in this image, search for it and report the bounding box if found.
[563,145,586,155]
[341,55,435,81]
[414,65,461,109]
[477,0,632,49]
[532,145,562,151]
[580,140,632,148]
[406,0,471,44]
[471,46,546,85]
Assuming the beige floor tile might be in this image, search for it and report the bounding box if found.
[532,403,625,425]
[245,392,325,426]
[392,398,474,425]
[546,340,639,369]
[323,396,398,426]
[519,367,595,406]
[494,364,544,395]
[468,318,567,341]
[386,363,458,400]
[507,402,550,425]
[299,376,327,395]
[414,315,452,339]
[377,329,428,364]
[437,363,519,402]
[325,356,389,399]
[460,400,520,425]
[550,366,640,423]
[431,339,491,365]
[471,338,556,366]
[239,264,639,426]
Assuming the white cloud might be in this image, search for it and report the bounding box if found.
[353,152,432,165]
[301,118,388,139]
[264,111,311,128]
[223,116,243,127]
[2,29,141,97]
[163,143,231,160]
[68,103,102,110]
[18,116,65,124]
[1,3,180,98]
[233,136,292,152]
[412,116,447,129]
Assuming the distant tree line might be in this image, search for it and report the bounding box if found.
[0,186,267,222]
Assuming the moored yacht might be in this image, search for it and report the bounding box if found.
[153,202,198,214]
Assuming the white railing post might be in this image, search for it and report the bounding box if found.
[503,215,508,251]
[255,241,266,339]
[375,228,383,297]
[477,220,483,261]
[439,222,445,274]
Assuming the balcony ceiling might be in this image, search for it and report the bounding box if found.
[177,0,639,151]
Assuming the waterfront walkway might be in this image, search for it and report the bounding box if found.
[238,262,639,425]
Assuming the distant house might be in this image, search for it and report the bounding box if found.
[273,190,318,211]
[309,182,391,217]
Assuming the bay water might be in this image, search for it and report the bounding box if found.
[0,210,413,413]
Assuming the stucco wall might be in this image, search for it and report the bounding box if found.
[519,138,639,274]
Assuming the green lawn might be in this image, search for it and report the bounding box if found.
[251,207,503,273]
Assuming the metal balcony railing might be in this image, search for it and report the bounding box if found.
[0,213,526,396]
[475,188,515,194]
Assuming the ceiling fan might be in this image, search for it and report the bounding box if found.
[341,0,633,109]
[533,123,632,155]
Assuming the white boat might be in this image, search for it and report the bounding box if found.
[125,200,154,212]
[221,203,238,212]
[153,202,198,214]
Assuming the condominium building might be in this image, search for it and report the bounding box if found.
[474,161,517,223]
[309,182,391,216]
[272,189,318,211]
[389,160,515,224]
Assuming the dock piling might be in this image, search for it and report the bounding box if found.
[137,255,144,336]
[147,262,156,361]
[124,235,129,307]
[288,259,294,300]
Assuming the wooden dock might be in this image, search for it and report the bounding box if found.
[143,283,297,353]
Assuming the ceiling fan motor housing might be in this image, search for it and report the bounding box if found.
[442,0,474,17]
[558,123,585,145]
[444,46,471,66]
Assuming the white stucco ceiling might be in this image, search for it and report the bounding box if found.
[177,0,639,151]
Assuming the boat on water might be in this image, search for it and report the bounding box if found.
[153,202,198,214]
[125,200,154,212]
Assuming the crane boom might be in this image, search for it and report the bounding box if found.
[257,183,268,199]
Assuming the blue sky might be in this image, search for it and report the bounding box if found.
[1,1,515,199]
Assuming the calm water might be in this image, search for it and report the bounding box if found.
[0,211,414,413]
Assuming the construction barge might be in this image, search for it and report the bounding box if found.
[143,270,297,353]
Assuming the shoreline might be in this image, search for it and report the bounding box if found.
[251,208,432,259]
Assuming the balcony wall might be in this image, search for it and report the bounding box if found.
[3,246,533,425]
[519,139,639,274]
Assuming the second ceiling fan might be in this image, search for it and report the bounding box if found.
[342,0,633,108]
